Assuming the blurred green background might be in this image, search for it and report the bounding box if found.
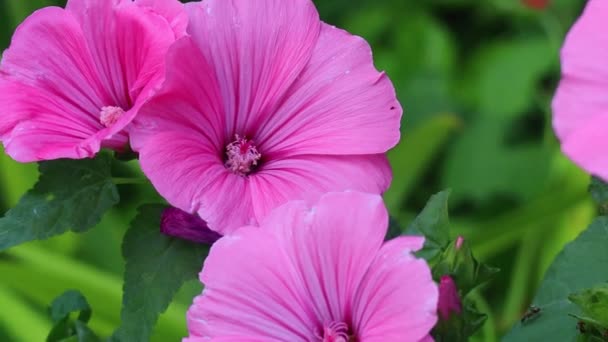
[0,0,593,341]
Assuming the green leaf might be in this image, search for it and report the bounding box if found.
[462,38,556,118]
[589,177,608,211]
[114,204,211,342]
[503,217,608,341]
[442,118,551,201]
[46,290,100,342]
[569,284,608,328]
[406,190,451,259]
[49,290,92,324]
[385,113,461,213]
[0,154,119,251]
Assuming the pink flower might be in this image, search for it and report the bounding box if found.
[185,192,438,342]
[553,0,608,180]
[0,0,186,162]
[437,275,462,321]
[130,0,401,234]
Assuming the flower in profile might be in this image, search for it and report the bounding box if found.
[160,207,222,244]
[553,0,608,180]
[0,0,186,162]
[131,0,402,234]
[185,192,438,341]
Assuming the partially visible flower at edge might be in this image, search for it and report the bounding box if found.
[160,207,222,244]
[129,0,402,235]
[185,192,438,342]
[552,0,608,180]
[0,0,186,162]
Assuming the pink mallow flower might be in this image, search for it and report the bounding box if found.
[0,0,186,162]
[130,0,402,234]
[185,192,438,342]
[553,0,608,180]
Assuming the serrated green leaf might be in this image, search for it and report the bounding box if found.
[503,217,608,341]
[569,284,608,328]
[49,290,92,324]
[0,154,119,251]
[406,190,451,259]
[114,205,211,342]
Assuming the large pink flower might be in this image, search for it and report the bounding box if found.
[186,192,438,342]
[553,0,608,180]
[0,0,186,162]
[131,0,402,234]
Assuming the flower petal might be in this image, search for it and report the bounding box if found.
[353,236,438,342]
[553,0,608,142]
[0,7,109,161]
[189,227,316,340]
[257,23,402,157]
[129,37,225,151]
[138,131,255,235]
[561,114,608,180]
[248,154,391,221]
[184,0,321,136]
[259,192,389,327]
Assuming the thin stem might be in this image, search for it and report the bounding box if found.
[112,177,148,185]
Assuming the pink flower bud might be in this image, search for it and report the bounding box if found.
[160,207,222,244]
[455,236,464,250]
[438,275,462,321]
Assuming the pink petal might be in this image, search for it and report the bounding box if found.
[0,0,183,161]
[553,0,608,142]
[189,227,316,340]
[129,37,225,151]
[137,131,255,235]
[0,7,110,161]
[184,0,321,136]
[135,0,187,38]
[257,23,401,157]
[353,236,438,341]
[561,114,608,180]
[248,154,392,221]
[259,192,389,326]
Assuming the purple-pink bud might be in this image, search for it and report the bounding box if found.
[455,236,464,250]
[160,207,222,244]
[438,275,462,321]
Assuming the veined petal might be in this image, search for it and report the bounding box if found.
[353,237,438,342]
[185,0,321,137]
[189,227,316,340]
[248,154,391,221]
[257,23,401,157]
[130,37,225,151]
[138,131,255,235]
[561,114,608,180]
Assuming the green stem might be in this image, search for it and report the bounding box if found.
[112,177,148,185]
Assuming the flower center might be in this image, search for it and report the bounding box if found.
[99,106,125,127]
[318,321,355,342]
[225,134,261,176]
